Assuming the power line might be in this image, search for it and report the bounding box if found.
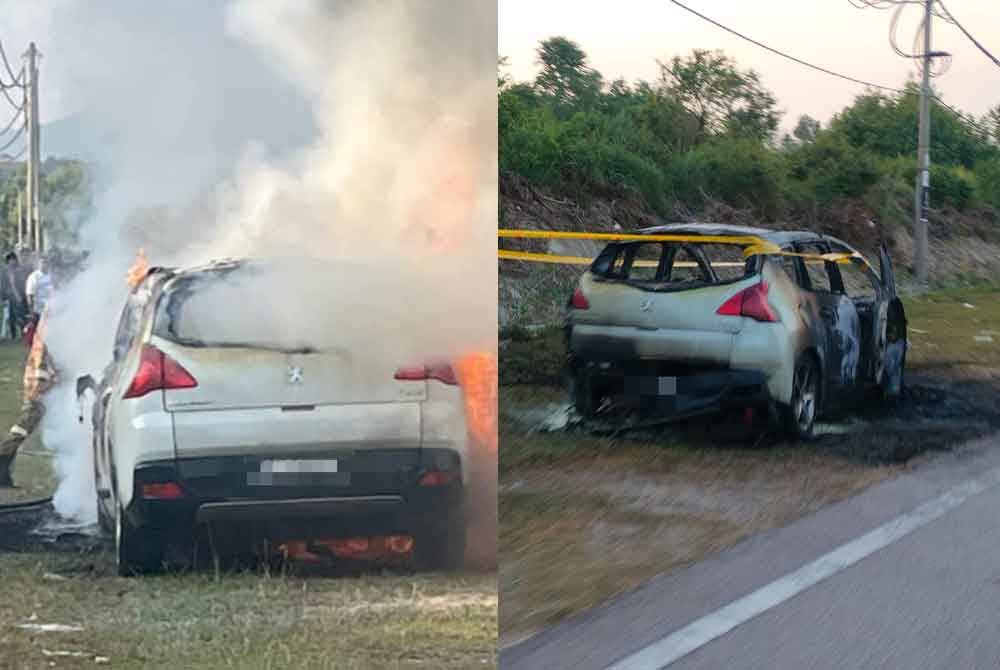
[0,102,23,137]
[931,95,992,137]
[668,0,902,93]
[6,144,25,161]
[670,0,989,137]
[0,41,23,87]
[0,121,25,154]
[935,1,1000,69]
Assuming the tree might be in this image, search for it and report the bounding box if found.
[534,37,603,117]
[498,56,511,90]
[984,104,1000,145]
[829,84,995,169]
[793,115,820,143]
[660,49,780,141]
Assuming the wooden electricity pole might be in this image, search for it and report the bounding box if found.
[24,42,40,253]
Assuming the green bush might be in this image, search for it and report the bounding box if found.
[930,165,975,211]
[668,138,787,216]
[785,134,881,204]
[973,159,1000,209]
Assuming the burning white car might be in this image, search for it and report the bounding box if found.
[77,258,472,575]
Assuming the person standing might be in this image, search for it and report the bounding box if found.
[25,255,53,319]
[0,308,55,487]
[1,252,27,340]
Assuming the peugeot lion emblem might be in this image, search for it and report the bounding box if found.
[288,366,304,384]
[639,298,653,312]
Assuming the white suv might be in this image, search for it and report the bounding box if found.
[78,259,469,575]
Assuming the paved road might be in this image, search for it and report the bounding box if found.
[500,434,1000,670]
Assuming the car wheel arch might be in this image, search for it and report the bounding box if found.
[800,347,825,410]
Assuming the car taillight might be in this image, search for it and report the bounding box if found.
[393,362,458,385]
[570,288,590,310]
[123,344,198,399]
[140,481,185,500]
[716,281,779,322]
[418,470,460,487]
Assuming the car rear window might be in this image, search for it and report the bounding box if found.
[152,262,326,351]
[591,241,754,289]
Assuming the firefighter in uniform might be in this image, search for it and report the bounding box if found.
[0,309,55,487]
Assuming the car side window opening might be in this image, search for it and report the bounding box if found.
[665,245,710,284]
[773,252,804,287]
[839,258,880,304]
[112,299,141,361]
[796,242,839,294]
[625,242,665,281]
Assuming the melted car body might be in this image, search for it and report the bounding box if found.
[566,224,907,438]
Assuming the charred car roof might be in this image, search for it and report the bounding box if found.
[635,223,860,251]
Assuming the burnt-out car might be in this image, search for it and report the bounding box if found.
[566,224,907,438]
[77,259,469,575]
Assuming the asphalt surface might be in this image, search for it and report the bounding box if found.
[500,433,1000,670]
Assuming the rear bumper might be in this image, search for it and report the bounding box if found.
[194,495,404,524]
[125,448,463,543]
[570,323,733,365]
[573,358,771,419]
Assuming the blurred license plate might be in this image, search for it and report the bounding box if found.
[247,459,349,486]
[261,459,338,473]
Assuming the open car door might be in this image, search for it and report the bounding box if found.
[877,241,906,397]
[878,241,896,297]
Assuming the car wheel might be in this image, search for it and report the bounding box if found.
[782,356,819,441]
[571,370,600,419]
[414,510,466,572]
[115,502,163,576]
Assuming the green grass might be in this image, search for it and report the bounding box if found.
[0,552,496,670]
[0,341,497,669]
[902,286,1000,367]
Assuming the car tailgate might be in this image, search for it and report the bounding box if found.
[571,274,757,363]
[152,336,423,457]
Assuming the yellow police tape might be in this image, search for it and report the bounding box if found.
[498,229,868,268]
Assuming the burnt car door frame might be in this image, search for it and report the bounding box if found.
[830,243,885,385]
[793,239,863,407]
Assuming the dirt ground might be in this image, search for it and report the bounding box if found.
[0,342,496,670]
[499,287,1000,644]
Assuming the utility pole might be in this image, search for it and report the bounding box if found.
[15,191,21,249]
[913,0,932,286]
[24,42,40,254]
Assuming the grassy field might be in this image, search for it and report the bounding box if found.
[0,341,497,670]
[903,286,1000,367]
[499,287,1000,642]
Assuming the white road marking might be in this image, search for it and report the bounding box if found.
[606,467,1000,670]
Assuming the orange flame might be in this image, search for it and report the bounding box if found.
[126,248,150,288]
[455,351,498,454]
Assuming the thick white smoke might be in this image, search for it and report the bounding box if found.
[2,1,496,533]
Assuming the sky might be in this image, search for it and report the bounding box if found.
[499,0,1000,133]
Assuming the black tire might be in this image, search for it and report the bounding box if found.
[571,369,600,419]
[414,509,466,572]
[781,356,819,441]
[115,502,164,576]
